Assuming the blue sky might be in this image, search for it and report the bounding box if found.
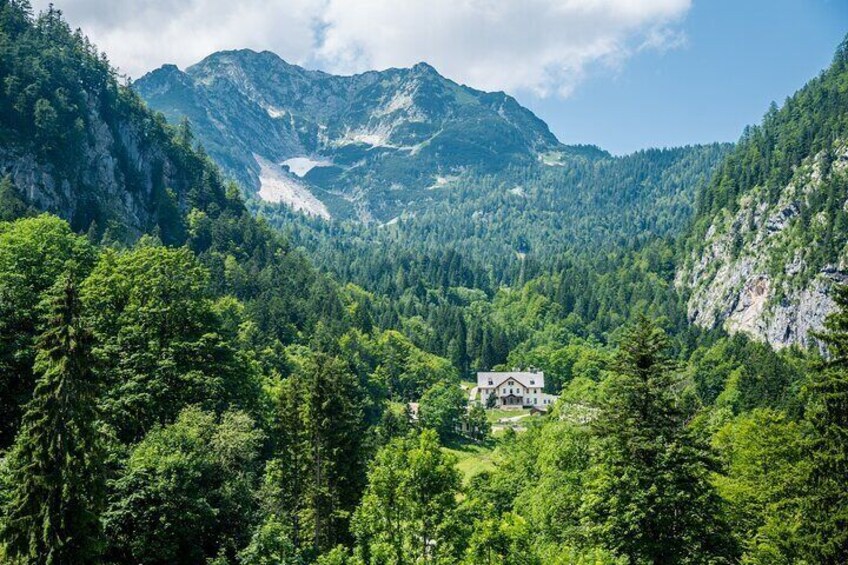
[523,0,848,154]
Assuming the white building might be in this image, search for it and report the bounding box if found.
[473,371,558,409]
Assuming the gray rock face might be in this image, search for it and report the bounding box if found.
[1,92,203,238]
[134,50,587,221]
[677,144,848,349]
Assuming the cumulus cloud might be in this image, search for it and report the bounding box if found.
[318,0,691,96]
[33,0,691,96]
[32,0,326,77]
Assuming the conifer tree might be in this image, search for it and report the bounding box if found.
[802,284,848,562]
[0,274,104,564]
[582,316,734,563]
[304,355,368,553]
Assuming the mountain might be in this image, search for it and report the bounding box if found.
[134,49,604,221]
[0,5,242,243]
[278,143,731,292]
[676,39,848,348]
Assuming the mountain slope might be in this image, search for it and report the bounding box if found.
[135,49,599,221]
[677,37,848,348]
[0,6,253,243]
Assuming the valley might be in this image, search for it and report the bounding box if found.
[0,2,847,563]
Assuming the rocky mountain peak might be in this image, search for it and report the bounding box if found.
[135,49,571,221]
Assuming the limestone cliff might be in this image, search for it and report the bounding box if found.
[677,144,848,348]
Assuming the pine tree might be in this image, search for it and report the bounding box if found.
[0,275,104,564]
[802,284,848,562]
[582,316,734,563]
[304,355,368,553]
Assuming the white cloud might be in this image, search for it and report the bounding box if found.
[32,0,326,77]
[33,0,691,96]
[317,0,691,96]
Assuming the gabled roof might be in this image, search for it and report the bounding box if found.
[477,371,544,389]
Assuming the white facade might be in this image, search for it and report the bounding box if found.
[475,371,557,409]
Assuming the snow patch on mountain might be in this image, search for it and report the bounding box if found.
[348,130,393,147]
[375,91,416,117]
[266,106,286,118]
[282,156,333,177]
[255,155,330,219]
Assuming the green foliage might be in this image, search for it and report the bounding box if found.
[238,517,304,565]
[374,330,458,400]
[712,409,808,563]
[0,275,104,564]
[352,430,463,564]
[104,407,264,564]
[581,318,735,563]
[464,403,491,441]
[800,284,848,562]
[0,3,99,164]
[686,335,804,414]
[258,352,369,558]
[302,354,369,552]
[0,214,94,447]
[419,381,467,442]
[82,243,260,442]
[463,512,540,565]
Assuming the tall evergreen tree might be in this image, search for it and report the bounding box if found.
[802,284,848,562]
[0,275,104,564]
[581,316,734,563]
[260,375,312,554]
[304,354,368,553]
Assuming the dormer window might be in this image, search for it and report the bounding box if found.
[488,379,493,385]
[530,380,535,385]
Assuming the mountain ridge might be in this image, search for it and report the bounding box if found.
[135,49,605,221]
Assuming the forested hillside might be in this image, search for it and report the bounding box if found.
[678,40,848,348]
[1,2,847,564]
[0,2,248,241]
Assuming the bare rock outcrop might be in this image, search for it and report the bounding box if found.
[676,144,848,349]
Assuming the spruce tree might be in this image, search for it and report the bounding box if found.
[803,284,848,562]
[304,354,367,553]
[0,275,104,564]
[582,316,734,563]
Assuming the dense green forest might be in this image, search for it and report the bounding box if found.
[1,2,848,564]
[683,37,848,283]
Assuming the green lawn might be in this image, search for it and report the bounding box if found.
[442,441,498,484]
[486,408,530,424]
